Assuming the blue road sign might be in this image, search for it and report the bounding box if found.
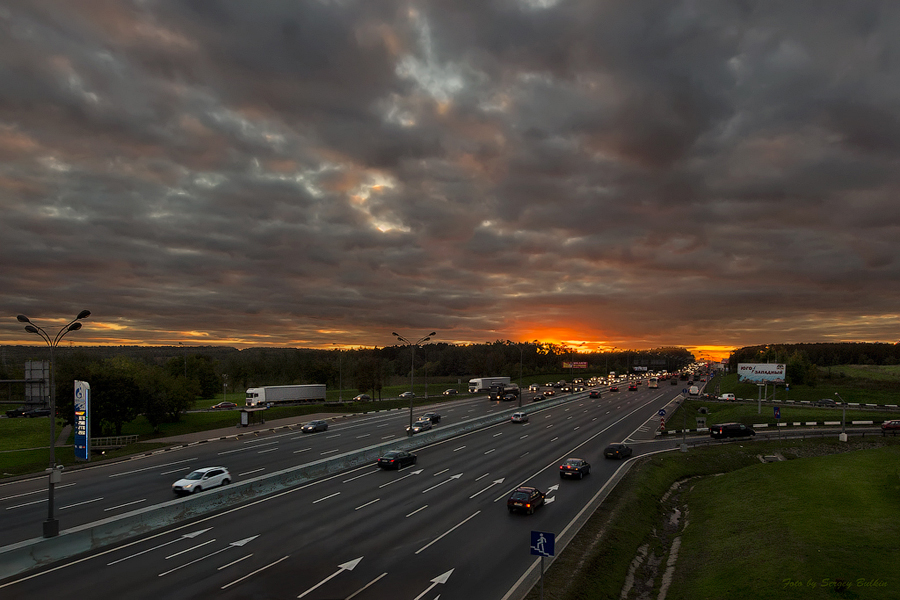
[682,388,688,394]
[774,406,781,419]
[531,531,555,557]
[658,409,666,417]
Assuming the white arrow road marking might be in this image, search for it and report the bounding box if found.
[159,536,259,577]
[379,469,422,488]
[469,478,505,499]
[421,473,462,494]
[548,484,559,492]
[296,557,363,598]
[545,496,556,505]
[413,569,454,600]
[107,528,212,565]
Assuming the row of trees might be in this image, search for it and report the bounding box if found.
[727,342,900,387]
[1,342,695,435]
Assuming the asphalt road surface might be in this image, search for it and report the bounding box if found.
[1,383,684,599]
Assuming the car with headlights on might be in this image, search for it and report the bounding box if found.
[559,457,591,479]
[543,389,556,397]
[507,486,545,515]
[301,420,329,433]
[421,412,441,423]
[353,393,371,401]
[604,444,633,459]
[399,391,416,399]
[172,467,231,495]
[442,388,458,396]
[376,450,417,469]
[407,419,432,434]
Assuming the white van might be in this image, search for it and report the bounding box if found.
[688,385,700,396]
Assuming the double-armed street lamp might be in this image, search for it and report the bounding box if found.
[392,331,435,436]
[17,310,91,538]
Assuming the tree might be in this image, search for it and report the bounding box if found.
[88,357,145,436]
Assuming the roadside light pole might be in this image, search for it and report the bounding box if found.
[392,331,435,436]
[17,310,91,538]
[834,392,848,441]
[334,344,343,402]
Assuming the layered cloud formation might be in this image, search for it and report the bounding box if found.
[2,1,899,352]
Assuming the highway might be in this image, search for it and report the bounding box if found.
[1,381,685,599]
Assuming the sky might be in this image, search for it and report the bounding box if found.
[3,1,900,362]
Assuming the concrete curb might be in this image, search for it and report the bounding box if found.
[0,394,574,579]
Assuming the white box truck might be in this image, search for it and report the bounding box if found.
[468,377,511,393]
[245,384,327,407]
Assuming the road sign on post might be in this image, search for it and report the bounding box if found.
[531,531,555,557]
[531,531,555,600]
[774,406,781,419]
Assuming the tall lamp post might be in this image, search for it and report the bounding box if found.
[17,310,91,538]
[333,344,343,402]
[392,331,435,436]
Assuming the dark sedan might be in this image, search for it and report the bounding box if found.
[609,385,619,392]
[507,486,545,515]
[376,450,418,469]
[210,401,237,410]
[559,457,591,479]
[421,412,441,423]
[604,444,633,459]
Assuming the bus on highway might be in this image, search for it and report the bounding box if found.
[648,377,659,389]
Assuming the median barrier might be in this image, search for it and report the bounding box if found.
[0,393,576,579]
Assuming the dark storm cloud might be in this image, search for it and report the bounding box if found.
[3,0,900,352]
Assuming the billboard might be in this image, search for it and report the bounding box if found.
[74,380,90,461]
[738,363,785,384]
[562,361,588,369]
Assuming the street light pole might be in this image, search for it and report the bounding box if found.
[333,344,343,402]
[392,331,435,436]
[17,310,91,538]
[835,392,848,441]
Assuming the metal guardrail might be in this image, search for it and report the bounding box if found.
[90,435,138,449]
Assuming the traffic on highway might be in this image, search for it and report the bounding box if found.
[0,377,694,599]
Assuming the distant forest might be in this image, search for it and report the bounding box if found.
[727,342,900,387]
[1,341,694,395]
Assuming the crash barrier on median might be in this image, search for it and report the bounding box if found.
[90,435,139,450]
[0,392,577,579]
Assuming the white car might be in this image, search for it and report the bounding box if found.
[719,393,735,401]
[511,412,529,423]
[172,466,231,495]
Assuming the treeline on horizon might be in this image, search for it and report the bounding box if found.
[728,342,900,387]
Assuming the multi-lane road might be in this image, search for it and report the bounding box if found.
[1,382,686,599]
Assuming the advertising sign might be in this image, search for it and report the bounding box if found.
[562,361,588,369]
[74,380,90,461]
[738,363,786,383]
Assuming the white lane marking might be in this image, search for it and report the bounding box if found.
[313,492,340,504]
[165,538,217,560]
[239,468,265,477]
[406,505,428,517]
[257,447,278,454]
[0,482,76,502]
[60,497,103,510]
[453,446,466,451]
[292,447,311,454]
[415,511,481,554]
[109,458,196,478]
[104,499,146,512]
[355,498,380,511]
[221,555,290,590]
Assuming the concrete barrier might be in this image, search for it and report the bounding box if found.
[0,393,576,578]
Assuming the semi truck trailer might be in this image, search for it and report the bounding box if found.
[468,376,511,393]
[245,384,327,407]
